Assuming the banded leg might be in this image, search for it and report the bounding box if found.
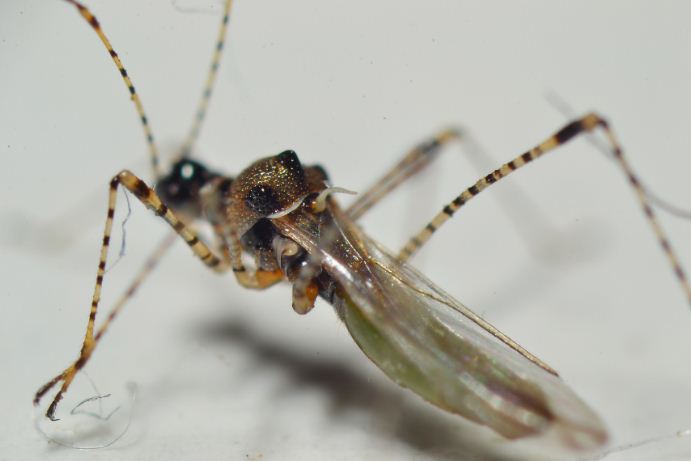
[34,231,175,421]
[34,170,228,420]
[94,231,177,344]
[398,113,691,305]
[346,129,461,220]
[63,0,161,178]
[180,0,234,156]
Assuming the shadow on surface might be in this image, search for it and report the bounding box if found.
[192,316,520,461]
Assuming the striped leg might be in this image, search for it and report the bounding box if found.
[93,231,177,343]
[398,113,691,305]
[180,0,234,156]
[63,0,235,173]
[34,170,228,420]
[34,232,175,421]
[63,0,161,178]
[346,128,461,220]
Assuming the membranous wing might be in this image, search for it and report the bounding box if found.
[273,203,607,452]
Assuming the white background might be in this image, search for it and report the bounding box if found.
[2,1,691,460]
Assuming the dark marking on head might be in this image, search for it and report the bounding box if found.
[229,150,311,234]
[245,184,281,216]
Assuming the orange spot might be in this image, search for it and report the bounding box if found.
[256,269,284,288]
[306,282,319,305]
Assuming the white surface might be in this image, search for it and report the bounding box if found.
[2,0,691,460]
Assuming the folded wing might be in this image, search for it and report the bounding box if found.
[273,205,607,453]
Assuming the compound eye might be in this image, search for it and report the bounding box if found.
[245,184,281,216]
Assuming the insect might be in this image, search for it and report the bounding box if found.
[32,0,691,457]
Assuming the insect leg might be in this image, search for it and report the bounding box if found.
[34,232,175,420]
[291,259,322,315]
[93,231,177,342]
[225,229,284,290]
[287,207,351,314]
[211,219,283,290]
[346,129,461,220]
[398,113,691,304]
[290,210,341,315]
[34,171,229,420]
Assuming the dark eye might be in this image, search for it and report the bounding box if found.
[156,159,212,208]
[245,184,280,216]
